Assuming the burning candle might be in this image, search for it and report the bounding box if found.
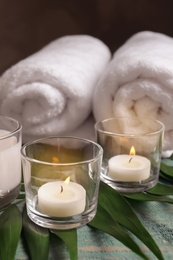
[37,177,86,217]
[108,146,151,181]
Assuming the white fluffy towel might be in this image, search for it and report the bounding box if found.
[0,35,111,143]
[93,31,173,151]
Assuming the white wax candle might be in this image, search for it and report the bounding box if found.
[0,130,21,192]
[37,181,86,217]
[108,154,151,181]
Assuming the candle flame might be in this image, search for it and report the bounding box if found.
[64,176,70,185]
[52,156,59,163]
[59,177,70,194]
[129,146,136,155]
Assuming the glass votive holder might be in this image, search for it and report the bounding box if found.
[21,136,103,230]
[0,116,22,210]
[95,117,164,193]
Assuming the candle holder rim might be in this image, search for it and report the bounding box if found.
[95,117,165,137]
[21,135,103,166]
[0,115,22,140]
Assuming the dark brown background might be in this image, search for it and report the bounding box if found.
[0,0,172,75]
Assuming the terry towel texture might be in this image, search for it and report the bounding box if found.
[0,35,111,143]
[93,31,173,151]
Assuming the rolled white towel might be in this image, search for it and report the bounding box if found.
[93,31,173,151]
[23,113,96,143]
[0,35,111,143]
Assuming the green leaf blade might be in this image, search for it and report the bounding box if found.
[161,158,173,167]
[160,159,173,179]
[52,228,78,260]
[89,203,149,260]
[98,181,164,260]
[22,206,50,260]
[0,204,22,260]
[147,182,173,195]
[123,192,173,204]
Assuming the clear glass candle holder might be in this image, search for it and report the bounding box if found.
[21,136,103,230]
[0,116,22,210]
[95,117,164,193]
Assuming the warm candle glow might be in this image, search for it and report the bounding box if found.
[64,176,70,185]
[130,146,136,155]
[52,156,59,163]
[119,137,128,143]
[60,177,70,193]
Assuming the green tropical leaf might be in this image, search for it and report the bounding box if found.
[123,192,173,203]
[159,157,173,182]
[161,158,173,167]
[22,206,50,260]
[16,193,25,200]
[160,172,173,182]
[160,159,173,178]
[89,203,148,259]
[0,204,22,260]
[123,182,173,203]
[96,181,164,260]
[147,182,173,195]
[52,228,78,260]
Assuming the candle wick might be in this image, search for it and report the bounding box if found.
[129,157,133,163]
[60,185,63,193]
